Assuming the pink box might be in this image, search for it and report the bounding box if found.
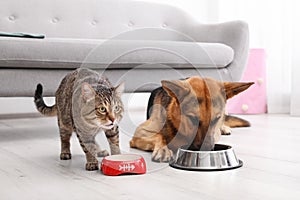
[226,48,267,114]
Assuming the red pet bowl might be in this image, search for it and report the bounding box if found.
[101,154,146,176]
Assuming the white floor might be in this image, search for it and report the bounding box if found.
[0,110,300,200]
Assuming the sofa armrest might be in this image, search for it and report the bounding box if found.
[187,20,249,81]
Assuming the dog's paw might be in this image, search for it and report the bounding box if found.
[152,146,173,162]
[221,125,232,135]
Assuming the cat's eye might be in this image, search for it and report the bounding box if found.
[114,105,120,112]
[98,106,106,113]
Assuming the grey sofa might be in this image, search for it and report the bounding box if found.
[0,0,249,96]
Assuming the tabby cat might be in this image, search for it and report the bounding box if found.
[34,68,124,170]
[130,77,253,162]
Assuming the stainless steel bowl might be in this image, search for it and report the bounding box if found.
[169,144,243,171]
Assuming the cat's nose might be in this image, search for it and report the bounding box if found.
[108,115,115,123]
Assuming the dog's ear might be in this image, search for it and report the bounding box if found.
[161,80,190,101]
[223,82,254,99]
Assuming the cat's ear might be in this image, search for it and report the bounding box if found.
[81,82,95,102]
[223,82,254,99]
[114,82,125,97]
[161,80,190,101]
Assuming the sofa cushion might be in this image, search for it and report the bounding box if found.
[0,37,234,69]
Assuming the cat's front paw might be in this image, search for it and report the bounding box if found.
[97,150,109,157]
[152,146,173,162]
[86,162,99,171]
[60,153,72,160]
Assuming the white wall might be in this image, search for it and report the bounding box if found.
[290,0,300,116]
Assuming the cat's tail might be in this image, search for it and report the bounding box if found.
[34,84,57,116]
[224,115,251,128]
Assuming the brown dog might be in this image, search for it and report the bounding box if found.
[130,77,253,162]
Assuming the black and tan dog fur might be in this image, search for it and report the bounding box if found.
[130,77,253,162]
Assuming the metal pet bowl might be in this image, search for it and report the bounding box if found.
[170,144,243,171]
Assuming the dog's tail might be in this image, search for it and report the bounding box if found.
[224,115,251,128]
[34,84,57,116]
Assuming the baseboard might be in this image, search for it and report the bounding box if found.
[0,112,45,119]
